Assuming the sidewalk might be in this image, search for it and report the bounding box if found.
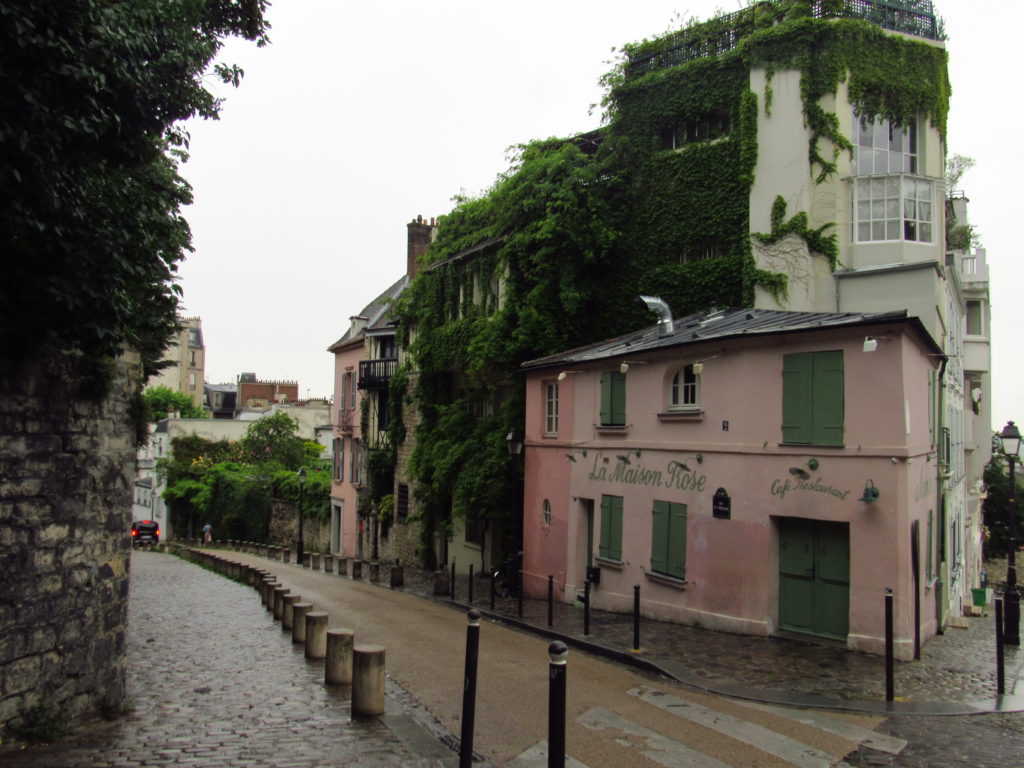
[398,564,1023,714]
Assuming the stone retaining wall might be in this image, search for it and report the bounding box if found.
[0,353,139,730]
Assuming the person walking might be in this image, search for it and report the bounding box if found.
[202,522,213,544]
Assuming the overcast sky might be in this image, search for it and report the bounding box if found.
[178,0,1020,432]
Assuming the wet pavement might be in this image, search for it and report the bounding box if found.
[403,565,1023,710]
[0,551,459,767]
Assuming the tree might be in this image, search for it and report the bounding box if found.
[982,453,1023,561]
[142,385,207,422]
[0,1,270,379]
[239,412,306,470]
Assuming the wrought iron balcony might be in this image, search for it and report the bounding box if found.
[357,358,397,390]
[335,409,354,434]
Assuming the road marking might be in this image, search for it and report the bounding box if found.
[509,741,591,768]
[630,687,853,768]
[578,706,733,768]
[736,701,908,755]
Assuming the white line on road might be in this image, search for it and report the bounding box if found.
[508,741,592,768]
[577,706,734,768]
[735,701,908,755]
[630,687,854,768]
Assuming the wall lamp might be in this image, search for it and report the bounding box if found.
[505,431,524,456]
[788,457,820,480]
[618,360,650,374]
[668,454,702,472]
[557,370,582,381]
[859,479,881,503]
[615,448,642,464]
[863,336,889,353]
[565,448,588,463]
[691,355,719,375]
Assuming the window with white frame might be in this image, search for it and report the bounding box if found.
[544,380,559,435]
[670,365,700,411]
[851,113,933,244]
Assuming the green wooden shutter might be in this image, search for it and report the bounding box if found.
[926,510,933,581]
[600,373,612,426]
[599,495,612,558]
[811,351,844,446]
[782,353,812,443]
[668,502,687,579]
[651,501,669,574]
[611,372,626,426]
[610,496,623,560]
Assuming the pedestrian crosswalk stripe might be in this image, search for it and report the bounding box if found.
[735,701,908,755]
[508,741,591,768]
[578,706,734,768]
[630,687,854,768]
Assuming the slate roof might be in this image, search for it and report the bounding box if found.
[522,306,942,371]
[327,275,408,350]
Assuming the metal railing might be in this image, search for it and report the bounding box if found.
[357,358,397,390]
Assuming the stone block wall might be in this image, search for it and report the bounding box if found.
[0,353,140,730]
[267,498,329,554]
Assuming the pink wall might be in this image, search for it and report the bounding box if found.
[331,340,363,558]
[522,322,941,658]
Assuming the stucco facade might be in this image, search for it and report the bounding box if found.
[522,307,943,660]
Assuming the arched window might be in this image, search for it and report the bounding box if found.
[670,365,700,411]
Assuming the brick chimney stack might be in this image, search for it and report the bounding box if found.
[407,215,435,278]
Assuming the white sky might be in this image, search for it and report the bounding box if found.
[179,0,1020,432]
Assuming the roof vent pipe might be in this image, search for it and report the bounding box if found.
[640,295,674,336]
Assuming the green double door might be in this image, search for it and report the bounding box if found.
[778,518,850,641]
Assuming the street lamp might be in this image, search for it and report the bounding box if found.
[505,431,524,456]
[296,467,307,566]
[1000,420,1021,646]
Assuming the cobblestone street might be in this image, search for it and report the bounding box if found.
[0,551,457,767]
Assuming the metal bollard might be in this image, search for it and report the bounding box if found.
[451,560,457,602]
[633,584,641,651]
[518,567,524,618]
[460,610,481,768]
[996,594,1005,695]
[490,570,496,610]
[885,587,894,702]
[548,641,568,768]
[548,575,554,628]
[469,564,474,604]
[583,579,591,636]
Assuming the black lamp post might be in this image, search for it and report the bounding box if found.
[1000,420,1021,646]
[296,467,307,566]
[505,431,524,456]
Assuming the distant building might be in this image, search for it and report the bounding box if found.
[236,372,298,414]
[204,382,237,419]
[148,316,205,409]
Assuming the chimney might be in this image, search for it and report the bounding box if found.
[407,215,435,278]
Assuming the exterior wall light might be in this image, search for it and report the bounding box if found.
[506,431,524,456]
[858,479,880,503]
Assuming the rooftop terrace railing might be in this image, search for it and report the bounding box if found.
[626,0,939,79]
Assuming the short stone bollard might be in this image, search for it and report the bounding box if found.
[261,578,277,608]
[337,558,348,577]
[390,565,404,588]
[352,645,386,718]
[351,560,363,580]
[434,570,450,596]
[273,587,290,620]
[305,612,329,659]
[292,603,313,644]
[283,594,301,630]
[283,549,291,564]
[324,554,334,574]
[369,562,380,583]
[311,553,321,571]
[325,628,355,685]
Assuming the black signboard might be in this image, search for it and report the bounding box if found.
[712,487,731,519]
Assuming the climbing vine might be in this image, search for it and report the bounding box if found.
[394,0,950,564]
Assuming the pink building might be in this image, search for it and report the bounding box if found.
[521,302,944,660]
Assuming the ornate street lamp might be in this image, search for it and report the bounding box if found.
[296,467,308,566]
[1000,420,1020,646]
[505,431,524,456]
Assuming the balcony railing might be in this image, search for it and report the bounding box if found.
[336,409,354,434]
[357,358,397,390]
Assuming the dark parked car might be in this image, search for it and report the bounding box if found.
[132,520,160,546]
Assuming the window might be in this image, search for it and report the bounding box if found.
[379,335,397,360]
[542,499,552,527]
[397,484,409,521]
[782,351,844,446]
[853,176,933,243]
[465,515,485,546]
[651,501,687,580]
[599,494,623,561]
[600,372,626,427]
[188,372,196,390]
[377,394,390,432]
[660,112,731,150]
[333,438,344,482]
[965,300,984,336]
[854,114,917,175]
[544,380,559,435]
[670,365,700,411]
[679,240,722,264]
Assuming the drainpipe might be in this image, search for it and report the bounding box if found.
[639,296,674,336]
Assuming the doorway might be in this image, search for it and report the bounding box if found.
[778,517,850,641]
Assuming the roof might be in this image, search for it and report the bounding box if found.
[327,275,408,350]
[521,306,943,371]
